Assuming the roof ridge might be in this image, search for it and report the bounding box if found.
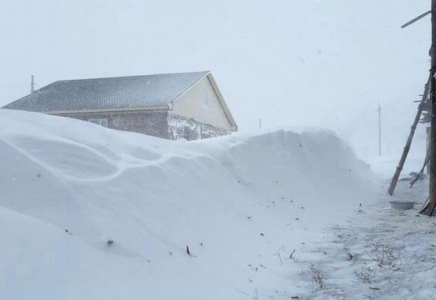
[55,71,210,83]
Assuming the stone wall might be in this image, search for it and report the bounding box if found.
[167,114,231,141]
[52,110,230,141]
[54,110,169,139]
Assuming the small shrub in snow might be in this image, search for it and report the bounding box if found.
[326,290,346,300]
[347,252,358,262]
[344,246,358,262]
[366,240,401,268]
[310,267,324,289]
[355,267,376,283]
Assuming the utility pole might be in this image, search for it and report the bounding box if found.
[259,117,262,129]
[30,75,36,94]
[421,0,436,216]
[378,102,382,156]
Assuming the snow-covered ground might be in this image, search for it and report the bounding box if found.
[1,110,431,300]
[295,156,435,300]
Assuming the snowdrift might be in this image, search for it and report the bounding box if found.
[0,110,375,300]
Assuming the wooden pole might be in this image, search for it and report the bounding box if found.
[388,76,430,195]
[421,0,436,215]
[401,11,431,29]
[30,75,35,94]
[378,102,382,156]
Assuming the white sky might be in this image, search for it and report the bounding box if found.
[0,0,430,157]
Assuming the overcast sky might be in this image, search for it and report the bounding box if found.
[0,0,430,157]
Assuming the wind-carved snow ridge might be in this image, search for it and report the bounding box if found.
[0,110,376,300]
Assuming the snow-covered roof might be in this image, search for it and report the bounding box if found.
[3,71,210,113]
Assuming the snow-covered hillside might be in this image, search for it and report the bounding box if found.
[0,110,375,300]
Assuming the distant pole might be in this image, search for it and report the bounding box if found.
[30,75,35,93]
[378,102,382,156]
[259,117,262,129]
[421,0,436,216]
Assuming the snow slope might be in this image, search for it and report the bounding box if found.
[0,110,375,300]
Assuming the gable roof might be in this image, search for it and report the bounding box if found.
[4,71,210,113]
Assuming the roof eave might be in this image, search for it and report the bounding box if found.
[206,73,238,131]
[44,105,170,115]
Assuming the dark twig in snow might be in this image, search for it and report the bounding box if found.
[275,252,283,265]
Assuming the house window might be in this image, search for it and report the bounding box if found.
[88,118,108,127]
[179,125,189,140]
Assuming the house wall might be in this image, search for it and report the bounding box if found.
[53,110,169,139]
[171,76,233,131]
[47,75,235,141]
[168,114,230,141]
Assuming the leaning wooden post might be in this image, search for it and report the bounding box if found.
[421,0,436,215]
[388,76,430,195]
